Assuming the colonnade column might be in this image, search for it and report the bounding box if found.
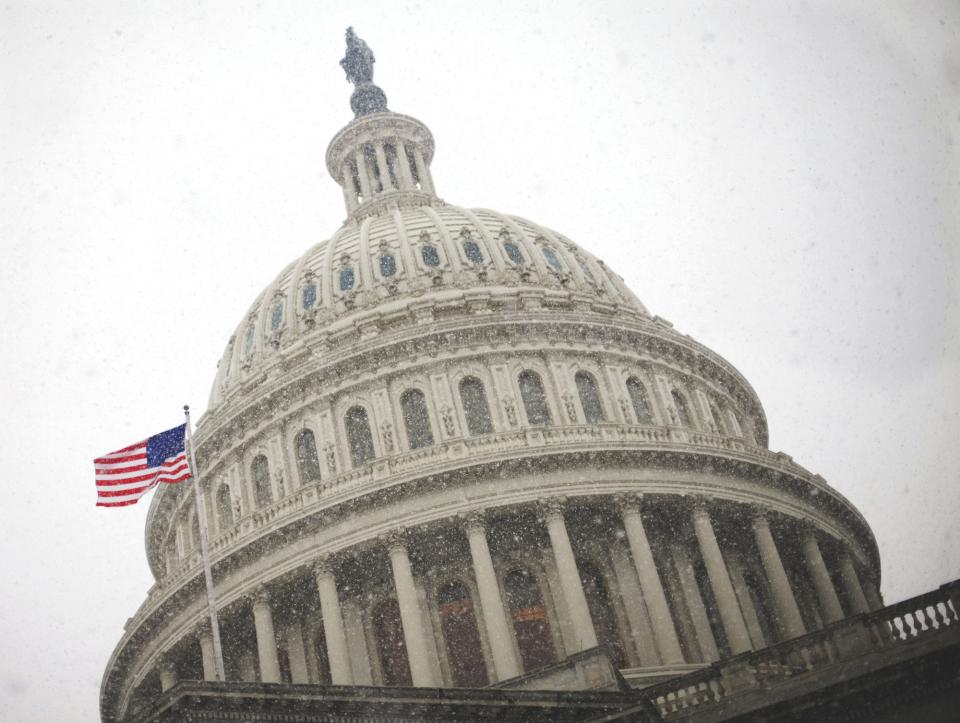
[412,148,434,194]
[196,621,217,681]
[838,552,870,614]
[374,142,395,191]
[394,138,416,190]
[618,495,684,664]
[863,579,884,611]
[541,498,598,652]
[158,654,178,692]
[354,148,373,199]
[463,512,521,681]
[690,500,752,654]
[751,507,806,639]
[800,524,845,624]
[313,558,355,685]
[385,531,436,686]
[251,586,282,683]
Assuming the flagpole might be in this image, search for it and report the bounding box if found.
[184,404,226,682]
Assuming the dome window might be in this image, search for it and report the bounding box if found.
[519,370,551,425]
[339,267,355,291]
[421,244,441,267]
[542,247,563,271]
[251,455,272,508]
[345,406,376,466]
[379,253,397,278]
[671,389,693,428]
[459,376,494,436]
[578,258,595,281]
[243,326,255,355]
[302,283,317,310]
[626,377,654,424]
[400,388,434,449]
[295,428,322,482]
[270,303,284,330]
[504,241,524,266]
[575,371,606,423]
[463,240,484,264]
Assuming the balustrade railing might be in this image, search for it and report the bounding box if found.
[645,580,960,719]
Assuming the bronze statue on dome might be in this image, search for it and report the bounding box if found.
[340,27,388,117]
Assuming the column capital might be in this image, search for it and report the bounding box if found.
[193,618,212,641]
[799,518,821,542]
[381,528,409,556]
[313,555,336,581]
[539,496,567,521]
[614,493,645,516]
[687,494,711,520]
[156,650,177,673]
[459,509,487,535]
[249,584,271,608]
[749,503,773,529]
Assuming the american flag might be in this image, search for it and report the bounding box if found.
[94,424,192,507]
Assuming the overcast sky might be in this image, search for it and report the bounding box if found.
[2,2,958,721]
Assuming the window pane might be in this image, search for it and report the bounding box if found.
[379,253,397,277]
[244,326,255,354]
[345,406,375,466]
[542,247,562,270]
[401,389,434,449]
[270,303,283,330]
[302,283,317,310]
[216,485,233,530]
[519,371,551,425]
[421,244,441,267]
[252,455,271,507]
[504,241,524,265]
[575,371,606,423]
[463,240,483,264]
[504,569,555,671]
[671,389,693,427]
[437,582,488,687]
[459,377,493,435]
[578,258,595,280]
[626,377,653,424]
[339,267,355,291]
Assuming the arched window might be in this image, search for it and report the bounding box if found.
[437,582,488,687]
[459,377,494,435]
[295,429,322,482]
[215,483,233,530]
[578,258,595,281]
[626,377,654,424]
[579,562,625,668]
[542,247,563,270]
[421,244,441,267]
[243,326,255,355]
[671,389,693,428]
[463,239,484,264]
[345,406,375,466]
[339,267,355,291]
[379,253,397,278]
[251,455,272,508]
[270,303,283,330]
[504,241,524,265]
[373,599,412,686]
[302,282,317,310]
[575,371,606,424]
[708,400,726,434]
[400,389,434,449]
[504,569,555,672]
[518,370,551,425]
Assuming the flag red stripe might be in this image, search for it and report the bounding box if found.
[96,499,141,508]
[97,484,156,498]
[94,452,148,465]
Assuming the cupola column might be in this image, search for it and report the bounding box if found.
[800,525,845,624]
[196,621,217,681]
[838,552,870,615]
[541,498,598,652]
[340,163,359,214]
[412,147,434,195]
[462,511,522,681]
[374,141,395,191]
[617,495,684,664]
[313,558,355,685]
[251,587,282,683]
[751,508,806,639]
[864,579,884,611]
[690,500,753,654]
[385,531,437,686]
[394,138,416,190]
[354,147,373,200]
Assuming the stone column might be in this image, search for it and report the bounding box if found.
[313,558,354,685]
[618,496,684,664]
[463,512,522,681]
[800,524,845,624]
[340,163,358,214]
[251,586,282,683]
[412,148,434,194]
[541,498,598,652]
[864,579,884,611]
[385,531,436,686]
[374,142,395,191]
[355,147,373,199]
[690,500,752,655]
[671,545,719,662]
[158,654,178,692]
[751,508,806,639]
[196,621,217,682]
[394,138,416,190]
[285,621,310,684]
[838,552,870,615]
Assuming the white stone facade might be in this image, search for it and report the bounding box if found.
[100,97,882,723]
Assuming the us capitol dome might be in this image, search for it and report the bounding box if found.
[100,29,960,723]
